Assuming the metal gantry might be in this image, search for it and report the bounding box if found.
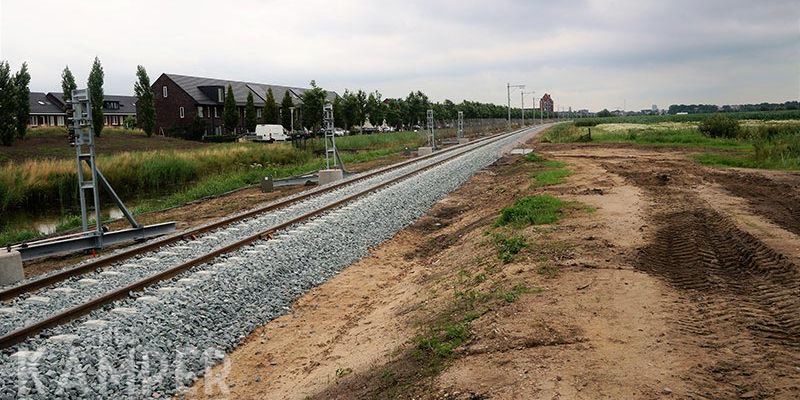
[457,111,464,139]
[426,109,436,149]
[323,103,344,169]
[8,89,175,261]
[507,83,525,126]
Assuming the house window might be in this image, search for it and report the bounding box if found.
[257,109,262,118]
[197,106,204,118]
[214,107,219,118]
[179,107,185,118]
[163,86,168,98]
[217,88,224,102]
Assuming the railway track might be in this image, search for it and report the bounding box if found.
[0,126,538,350]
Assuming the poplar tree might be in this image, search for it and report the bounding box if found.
[223,84,238,133]
[13,62,30,139]
[244,91,257,132]
[0,61,15,146]
[61,66,76,102]
[264,88,279,124]
[134,65,156,136]
[87,57,105,136]
[280,90,294,131]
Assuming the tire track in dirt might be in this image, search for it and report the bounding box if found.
[605,160,800,399]
[711,171,800,237]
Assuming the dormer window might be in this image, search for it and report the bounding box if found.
[104,101,120,110]
[217,88,224,102]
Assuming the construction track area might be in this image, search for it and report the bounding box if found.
[186,140,800,399]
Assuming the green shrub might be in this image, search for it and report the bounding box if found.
[698,114,740,138]
[574,120,599,127]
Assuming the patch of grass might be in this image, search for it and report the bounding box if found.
[413,320,471,371]
[0,228,38,248]
[524,152,545,162]
[490,233,527,263]
[533,168,572,187]
[501,283,533,303]
[496,195,566,227]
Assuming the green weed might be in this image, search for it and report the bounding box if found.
[496,195,566,227]
[490,233,527,263]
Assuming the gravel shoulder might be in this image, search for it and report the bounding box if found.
[187,140,800,399]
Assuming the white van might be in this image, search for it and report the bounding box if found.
[254,124,289,142]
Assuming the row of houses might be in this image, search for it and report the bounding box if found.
[153,73,337,135]
[28,73,338,136]
[29,92,137,127]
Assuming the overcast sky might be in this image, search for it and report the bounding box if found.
[1,0,798,111]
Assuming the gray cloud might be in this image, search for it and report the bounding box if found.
[1,0,797,111]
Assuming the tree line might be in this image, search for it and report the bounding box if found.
[668,101,799,115]
[0,57,158,146]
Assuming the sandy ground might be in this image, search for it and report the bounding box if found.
[182,140,800,399]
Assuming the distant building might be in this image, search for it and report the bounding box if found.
[28,91,137,127]
[28,92,66,127]
[539,94,554,113]
[151,73,338,136]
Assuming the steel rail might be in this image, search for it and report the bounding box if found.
[0,130,517,302]
[0,127,533,349]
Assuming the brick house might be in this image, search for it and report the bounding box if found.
[540,93,554,113]
[151,73,338,136]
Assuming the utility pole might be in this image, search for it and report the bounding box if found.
[522,91,535,126]
[507,83,525,127]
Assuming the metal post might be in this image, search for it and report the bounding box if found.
[457,111,464,139]
[426,109,435,149]
[507,83,511,127]
[289,107,295,135]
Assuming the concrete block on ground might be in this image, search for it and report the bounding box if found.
[0,250,23,286]
[418,146,433,156]
[25,296,51,304]
[261,176,274,193]
[48,334,79,344]
[83,319,108,328]
[318,169,344,186]
[458,138,470,144]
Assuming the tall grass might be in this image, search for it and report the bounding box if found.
[0,143,314,213]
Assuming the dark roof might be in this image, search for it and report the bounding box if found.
[162,73,338,106]
[47,92,137,114]
[29,92,64,115]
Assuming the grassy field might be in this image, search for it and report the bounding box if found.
[573,109,800,125]
[543,118,800,171]
[0,127,210,163]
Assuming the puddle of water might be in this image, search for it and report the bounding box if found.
[4,206,125,236]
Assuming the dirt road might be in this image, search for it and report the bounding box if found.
[186,140,800,399]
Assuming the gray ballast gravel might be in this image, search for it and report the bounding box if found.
[0,128,538,399]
